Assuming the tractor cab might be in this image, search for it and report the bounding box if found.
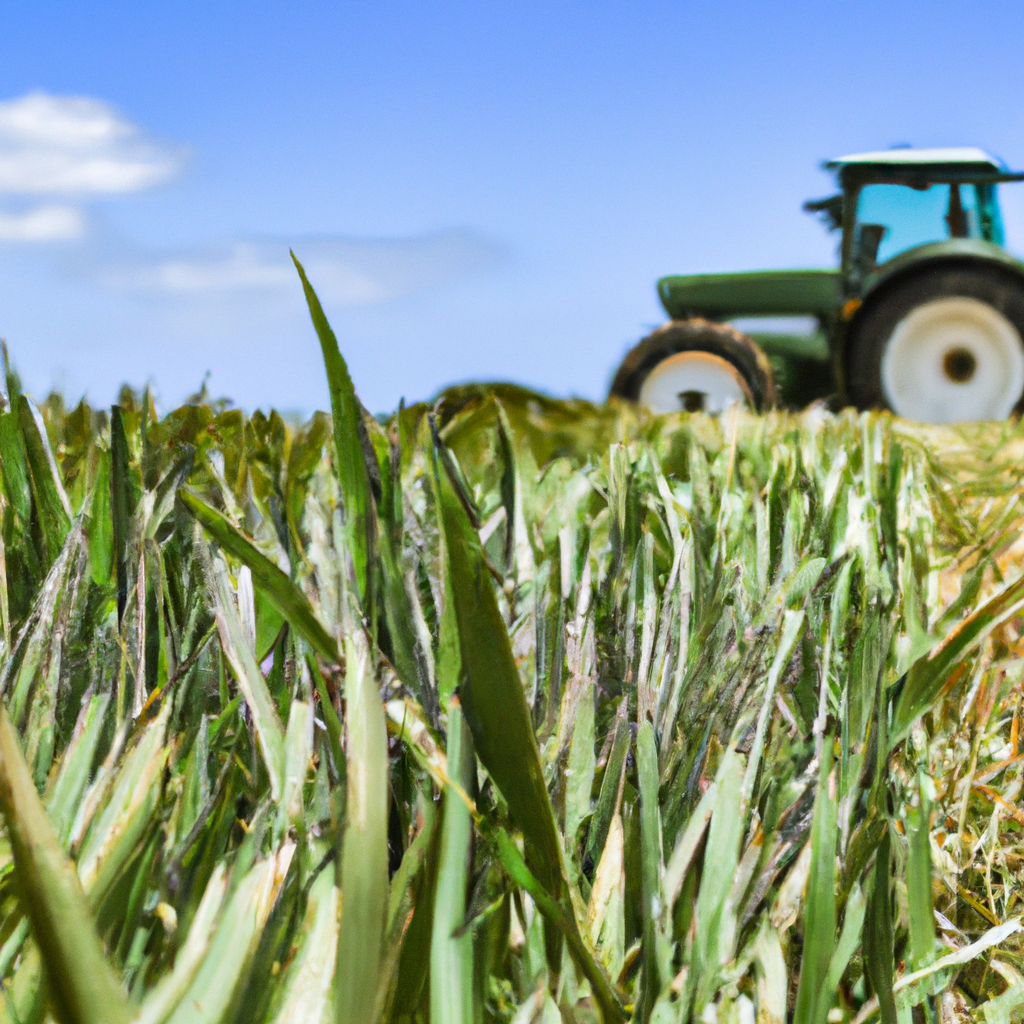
[808,148,1024,294]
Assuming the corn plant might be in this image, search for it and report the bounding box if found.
[0,264,1023,1024]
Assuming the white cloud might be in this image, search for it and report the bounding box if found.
[97,232,503,304]
[0,205,85,241]
[0,92,181,195]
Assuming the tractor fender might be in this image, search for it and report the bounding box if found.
[836,244,1024,397]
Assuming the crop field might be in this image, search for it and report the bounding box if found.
[3,265,1024,1024]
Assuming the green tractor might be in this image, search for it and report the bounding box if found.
[610,147,1024,423]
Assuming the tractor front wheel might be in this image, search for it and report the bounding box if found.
[609,319,776,415]
[846,266,1024,422]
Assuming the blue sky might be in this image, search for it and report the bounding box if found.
[2,1,1024,414]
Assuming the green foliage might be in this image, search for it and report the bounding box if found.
[1,285,1024,1023]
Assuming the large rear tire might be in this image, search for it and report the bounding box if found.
[846,265,1024,422]
[610,319,776,414]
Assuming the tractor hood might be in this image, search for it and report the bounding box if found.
[657,269,842,321]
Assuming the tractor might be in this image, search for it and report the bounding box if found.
[610,147,1024,423]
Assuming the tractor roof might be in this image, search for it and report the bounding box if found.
[825,147,1024,184]
[827,147,1005,171]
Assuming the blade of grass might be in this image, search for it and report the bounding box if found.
[431,697,475,1024]
[336,636,389,1024]
[0,703,131,1024]
[110,405,135,625]
[493,827,625,1023]
[690,746,747,1015]
[905,774,936,969]
[134,864,229,1024]
[209,556,286,799]
[163,843,296,1024]
[863,830,897,1024]
[434,432,565,921]
[292,252,375,614]
[0,407,31,523]
[891,571,1024,747]
[376,798,436,1021]
[824,881,866,996]
[268,864,339,1024]
[564,680,595,851]
[18,395,71,567]
[636,721,668,1023]
[180,488,341,665]
[87,450,113,587]
[307,653,345,788]
[793,742,838,1024]
[279,700,313,830]
[75,705,171,903]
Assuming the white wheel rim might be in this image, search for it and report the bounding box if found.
[638,351,751,414]
[881,297,1024,422]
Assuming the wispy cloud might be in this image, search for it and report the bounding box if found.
[0,93,501,305]
[96,232,503,304]
[0,92,181,195]
[0,205,85,241]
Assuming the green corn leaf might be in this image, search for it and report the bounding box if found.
[292,252,375,613]
[377,799,436,1021]
[179,487,341,665]
[209,556,286,799]
[793,742,838,1024]
[110,404,135,624]
[0,703,132,1024]
[379,508,433,710]
[163,844,295,1024]
[636,720,669,1023]
[0,408,31,523]
[46,693,110,845]
[279,700,313,829]
[144,447,195,540]
[434,431,565,919]
[564,679,596,851]
[662,778,717,912]
[17,395,71,567]
[493,827,625,1024]
[0,941,44,1024]
[587,811,626,981]
[307,653,345,786]
[587,696,629,869]
[87,450,113,587]
[824,881,866,996]
[267,864,339,1024]
[864,833,897,1024]
[336,636,389,1024]
[431,698,475,1024]
[75,704,171,904]
[905,775,936,969]
[134,864,230,1024]
[691,746,746,1014]
[890,570,1024,747]
[388,806,442,1020]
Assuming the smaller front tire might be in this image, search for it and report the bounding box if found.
[610,319,776,414]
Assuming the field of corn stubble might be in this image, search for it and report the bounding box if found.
[3,264,1024,1024]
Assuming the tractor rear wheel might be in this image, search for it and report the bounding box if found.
[609,319,776,415]
[846,266,1024,422]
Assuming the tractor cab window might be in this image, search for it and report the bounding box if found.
[997,181,1024,257]
[853,182,998,267]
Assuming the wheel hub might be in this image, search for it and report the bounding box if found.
[638,351,752,415]
[942,346,977,383]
